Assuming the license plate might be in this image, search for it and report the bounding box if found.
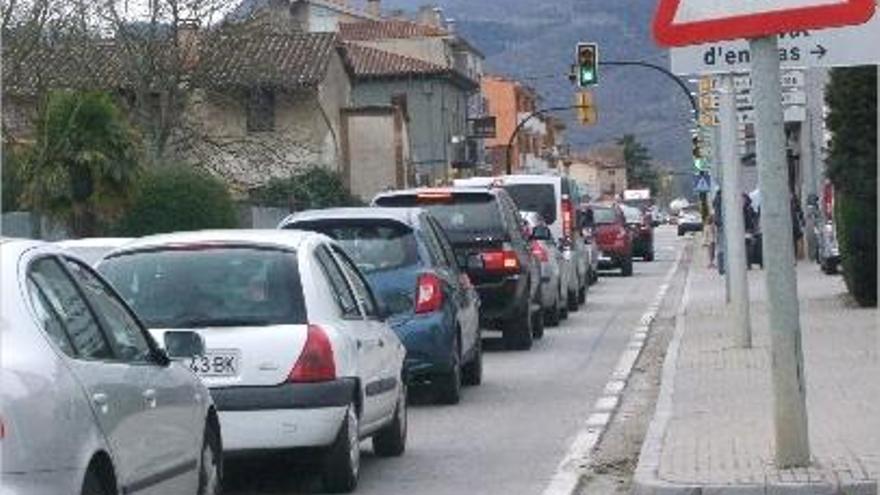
[188,350,240,377]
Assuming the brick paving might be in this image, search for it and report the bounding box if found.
[656,246,879,490]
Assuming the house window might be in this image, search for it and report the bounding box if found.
[247,88,275,133]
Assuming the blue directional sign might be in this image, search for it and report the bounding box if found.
[693,172,712,193]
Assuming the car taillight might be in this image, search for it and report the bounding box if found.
[415,273,444,314]
[0,415,5,440]
[288,325,336,383]
[482,246,521,273]
[562,198,573,239]
[531,241,549,262]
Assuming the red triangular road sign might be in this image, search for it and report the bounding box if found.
[653,0,875,47]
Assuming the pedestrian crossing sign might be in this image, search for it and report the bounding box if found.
[694,172,712,193]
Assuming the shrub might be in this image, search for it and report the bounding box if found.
[249,167,361,211]
[116,165,237,236]
[825,67,877,307]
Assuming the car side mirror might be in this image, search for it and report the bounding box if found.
[164,331,206,359]
[531,225,552,241]
[374,298,392,321]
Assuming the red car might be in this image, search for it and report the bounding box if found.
[588,203,634,277]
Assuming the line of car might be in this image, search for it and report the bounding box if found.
[0,174,657,495]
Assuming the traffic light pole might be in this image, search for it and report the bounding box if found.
[506,60,700,174]
[749,35,810,468]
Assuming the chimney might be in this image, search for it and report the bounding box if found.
[177,19,200,71]
[366,0,381,17]
[446,18,456,33]
[418,5,444,27]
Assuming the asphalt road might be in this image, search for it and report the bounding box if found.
[225,226,685,495]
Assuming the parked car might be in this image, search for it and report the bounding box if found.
[455,175,590,311]
[279,207,482,404]
[56,237,133,266]
[520,210,568,326]
[677,208,704,236]
[97,230,408,493]
[373,188,543,350]
[622,205,655,261]
[1,238,221,495]
[589,203,635,277]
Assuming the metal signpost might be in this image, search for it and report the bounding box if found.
[653,0,876,468]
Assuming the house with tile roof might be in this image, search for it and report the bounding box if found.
[2,24,355,193]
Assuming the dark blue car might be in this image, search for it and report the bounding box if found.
[280,207,482,404]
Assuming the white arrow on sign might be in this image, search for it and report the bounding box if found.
[670,14,880,74]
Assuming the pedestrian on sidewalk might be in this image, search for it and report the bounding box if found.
[704,213,717,268]
[713,189,725,275]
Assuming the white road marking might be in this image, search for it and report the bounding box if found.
[540,247,686,495]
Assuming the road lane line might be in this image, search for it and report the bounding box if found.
[540,245,686,495]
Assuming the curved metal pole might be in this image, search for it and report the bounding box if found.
[504,60,698,175]
[600,60,699,117]
[506,106,579,174]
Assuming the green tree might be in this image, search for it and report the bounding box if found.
[20,90,141,237]
[617,134,659,193]
[116,165,238,236]
[2,148,26,212]
[825,66,876,307]
[248,167,361,211]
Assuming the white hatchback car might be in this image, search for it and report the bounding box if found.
[0,238,221,495]
[97,230,408,493]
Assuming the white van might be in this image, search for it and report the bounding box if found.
[454,175,592,310]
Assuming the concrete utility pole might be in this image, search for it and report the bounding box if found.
[718,74,752,348]
[750,36,811,467]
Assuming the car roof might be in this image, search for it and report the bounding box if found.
[282,207,423,227]
[374,186,501,198]
[106,229,322,256]
[56,237,134,249]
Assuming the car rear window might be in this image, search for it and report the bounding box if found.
[98,247,307,329]
[376,193,507,242]
[592,207,617,224]
[285,220,419,274]
[622,207,643,223]
[501,184,557,225]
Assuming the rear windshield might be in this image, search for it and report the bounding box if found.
[622,207,643,224]
[286,220,419,274]
[376,194,506,242]
[502,184,557,225]
[99,247,307,329]
[592,207,617,224]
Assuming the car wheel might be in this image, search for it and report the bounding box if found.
[678,228,684,237]
[644,250,655,262]
[578,285,586,305]
[373,382,407,457]
[621,257,634,277]
[81,468,112,495]
[532,306,545,339]
[322,405,360,493]
[503,303,533,350]
[544,306,560,327]
[436,339,462,404]
[197,423,223,495]
[462,333,483,386]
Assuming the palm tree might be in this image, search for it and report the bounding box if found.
[21,91,142,237]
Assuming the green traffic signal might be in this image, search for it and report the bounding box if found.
[576,42,598,88]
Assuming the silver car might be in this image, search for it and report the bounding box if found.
[0,239,221,495]
[520,211,569,327]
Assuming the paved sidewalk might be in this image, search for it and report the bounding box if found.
[635,241,879,494]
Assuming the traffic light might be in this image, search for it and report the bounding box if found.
[692,135,706,170]
[576,42,598,87]
[576,91,597,125]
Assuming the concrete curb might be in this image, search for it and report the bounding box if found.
[631,256,878,495]
[541,247,686,495]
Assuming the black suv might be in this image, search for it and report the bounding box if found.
[374,188,542,350]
